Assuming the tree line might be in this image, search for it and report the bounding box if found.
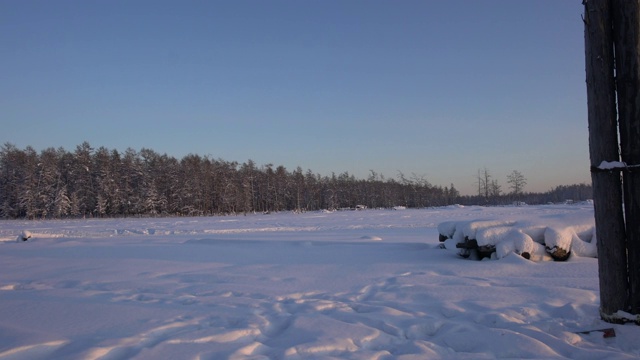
[0,142,592,219]
[467,167,592,206]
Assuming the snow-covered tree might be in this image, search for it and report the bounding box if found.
[53,186,71,218]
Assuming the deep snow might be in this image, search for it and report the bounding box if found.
[1,204,639,359]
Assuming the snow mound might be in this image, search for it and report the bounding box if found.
[462,220,516,241]
[360,235,383,241]
[436,221,457,239]
[16,230,32,242]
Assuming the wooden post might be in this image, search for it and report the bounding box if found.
[584,0,629,320]
[612,0,640,315]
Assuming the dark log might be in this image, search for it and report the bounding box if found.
[455,238,476,259]
[477,245,495,260]
[575,327,616,338]
[458,249,471,259]
[455,239,478,250]
[455,238,495,260]
[545,246,571,262]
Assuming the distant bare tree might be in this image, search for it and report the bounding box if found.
[476,168,492,200]
[489,179,501,198]
[507,170,527,196]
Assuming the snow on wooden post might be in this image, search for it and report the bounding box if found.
[612,0,640,316]
[584,0,629,322]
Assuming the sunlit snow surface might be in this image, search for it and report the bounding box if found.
[1,205,639,359]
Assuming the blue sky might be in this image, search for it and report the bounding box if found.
[1,0,589,195]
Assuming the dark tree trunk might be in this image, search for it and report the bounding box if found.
[584,0,629,320]
[613,0,640,315]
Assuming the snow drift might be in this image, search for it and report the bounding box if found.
[1,204,639,359]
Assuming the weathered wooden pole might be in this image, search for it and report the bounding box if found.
[612,0,640,316]
[584,0,629,321]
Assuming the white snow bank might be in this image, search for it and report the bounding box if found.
[571,228,598,258]
[544,225,597,258]
[476,226,513,247]
[462,220,516,240]
[544,227,574,253]
[1,205,637,359]
[512,230,548,260]
[436,221,457,238]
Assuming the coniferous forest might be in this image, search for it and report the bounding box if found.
[0,142,592,219]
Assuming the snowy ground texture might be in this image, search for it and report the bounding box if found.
[1,204,640,359]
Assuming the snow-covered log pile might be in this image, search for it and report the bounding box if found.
[438,217,597,261]
[16,230,32,242]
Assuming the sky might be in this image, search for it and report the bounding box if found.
[1,0,590,195]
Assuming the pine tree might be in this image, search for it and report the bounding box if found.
[53,186,71,218]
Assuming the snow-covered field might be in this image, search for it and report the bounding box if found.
[1,204,639,359]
